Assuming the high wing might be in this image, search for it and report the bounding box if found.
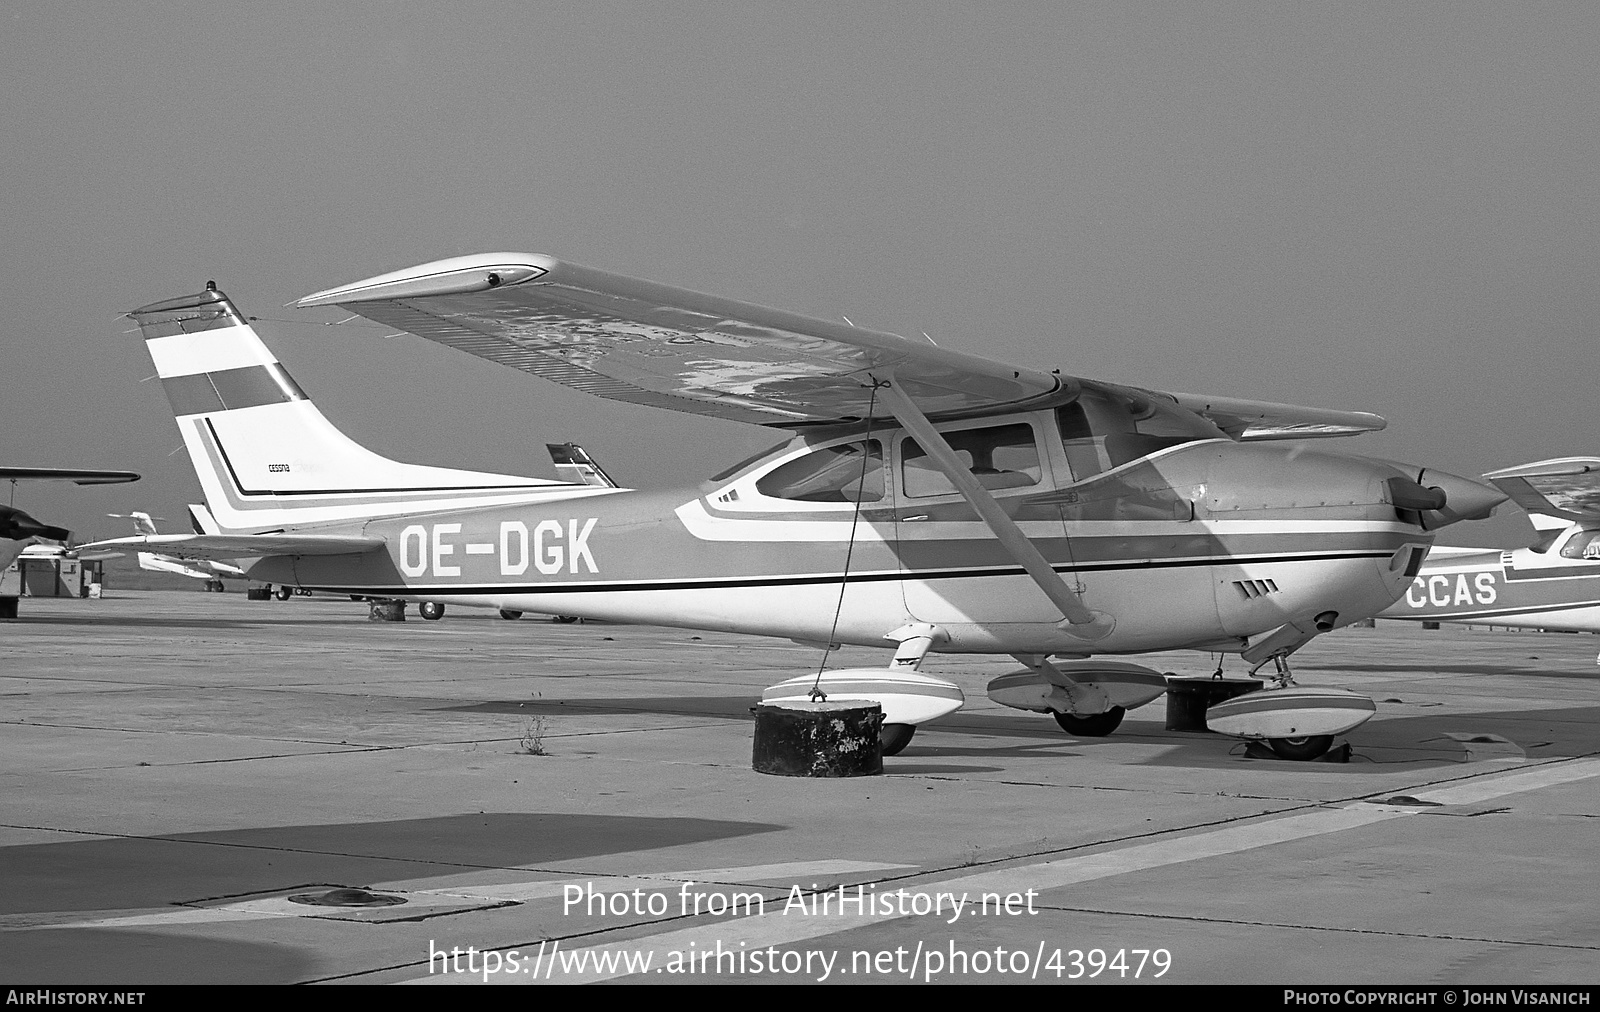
[1154,392,1385,441]
[0,467,141,484]
[81,533,386,562]
[298,253,1385,437]
[1486,457,1600,524]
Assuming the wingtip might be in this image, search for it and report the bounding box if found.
[297,253,552,307]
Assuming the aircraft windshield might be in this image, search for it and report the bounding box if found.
[755,440,885,502]
[710,439,791,482]
[1058,386,1218,482]
[901,423,1041,498]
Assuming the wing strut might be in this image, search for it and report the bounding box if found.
[876,378,1114,641]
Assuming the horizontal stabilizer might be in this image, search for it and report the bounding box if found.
[0,467,140,484]
[1485,457,1600,525]
[81,533,386,561]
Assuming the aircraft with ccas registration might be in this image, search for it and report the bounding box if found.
[1382,458,1600,661]
[90,254,1506,760]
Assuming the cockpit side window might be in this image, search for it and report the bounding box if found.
[755,440,884,502]
[901,423,1041,498]
[1559,529,1600,560]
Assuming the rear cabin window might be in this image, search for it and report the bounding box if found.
[900,423,1041,498]
[755,440,884,502]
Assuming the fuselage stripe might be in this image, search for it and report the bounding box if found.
[305,549,1392,596]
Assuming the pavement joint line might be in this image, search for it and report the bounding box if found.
[390,755,1600,984]
[0,823,599,874]
[1035,905,1600,950]
[4,721,728,764]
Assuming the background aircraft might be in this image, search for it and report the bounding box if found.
[1383,458,1600,660]
[2,467,140,617]
[91,256,1506,759]
[109,512,245,592]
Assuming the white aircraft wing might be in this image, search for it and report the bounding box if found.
[1486,457,1600,524]
[81,533,386,562]
[0,467,141,484]
[299,253,1385,436]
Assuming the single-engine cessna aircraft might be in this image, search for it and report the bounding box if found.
[1382,458,1600,660]
[92,255,1507,759]
[109,512,245,592]
[2,467,140,617]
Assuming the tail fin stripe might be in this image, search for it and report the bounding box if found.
[163,374,226,416]
[198,418,559,502]
[163,364,308,417]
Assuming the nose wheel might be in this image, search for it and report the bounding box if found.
[880,723,917,756]
[1266,735,1335,761]
[1051,706,1126,737]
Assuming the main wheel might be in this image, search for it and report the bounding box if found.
[273,585,292,601]
[499,609,523,620]
[1052,706,1125,737]
[880,723,917,756]
[553,615,580,624]
[419,601,445,620]
[1267,734,1334,761]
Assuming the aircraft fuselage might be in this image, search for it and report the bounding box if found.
[1382,540,1600,633]
[247,432,1432,655]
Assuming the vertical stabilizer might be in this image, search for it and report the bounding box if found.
[129,287,595,532]
[547,442,621,488]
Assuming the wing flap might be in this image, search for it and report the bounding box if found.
[1485,458,1600,523]
[82,533,386,562]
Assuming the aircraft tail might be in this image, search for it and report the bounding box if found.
[109,512,163,537]
[129,287,587,533]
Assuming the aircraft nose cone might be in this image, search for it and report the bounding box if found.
[1413,467,1509,529]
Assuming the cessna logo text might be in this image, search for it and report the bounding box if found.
[398,520,598,577]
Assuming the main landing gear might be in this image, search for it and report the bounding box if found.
[419,601,445,620]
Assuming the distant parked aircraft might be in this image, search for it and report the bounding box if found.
[2,467,139,617]
[110,512,245,592]
[1383,458,1600,660]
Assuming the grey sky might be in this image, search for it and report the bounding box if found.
[4,2,1595,546]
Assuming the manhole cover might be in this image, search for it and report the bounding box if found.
[288,887,407,908]
[1378,795,1442,807]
